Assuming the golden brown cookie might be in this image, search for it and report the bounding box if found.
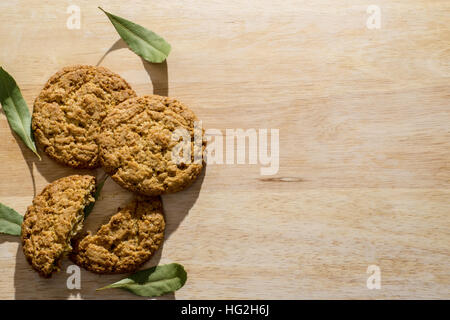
[32,65,136,168]
[69,197,165,274]
[98,95,205,196]
[21,175,96,278]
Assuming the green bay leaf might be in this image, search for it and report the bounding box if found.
[0,67,40,160]
[99,7,171,63]
[0,203,23,236]
[98,263,187,297]
[84,175,108,218]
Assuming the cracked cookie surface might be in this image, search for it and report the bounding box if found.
[99,95,205,196]
[32,65,136,168]
[70,197,165,274]
[21,175,96,278]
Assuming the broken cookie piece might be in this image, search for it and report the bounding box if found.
[70,196,165,274]
[21,175,96,277]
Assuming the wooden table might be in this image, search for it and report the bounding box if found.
[0,0,448,299]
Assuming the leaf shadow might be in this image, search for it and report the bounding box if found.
[97,38,169,97]
[10,132,37,197]
[0,234,20,245]
[96,39,128,67]
[142,59,169,96]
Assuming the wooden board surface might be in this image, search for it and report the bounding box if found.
[0,0,449,299]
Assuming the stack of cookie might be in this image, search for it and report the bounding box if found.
[22,65,205,277]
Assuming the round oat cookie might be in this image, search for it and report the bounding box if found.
[69,197,165,274]
[32,65,136,168]
[21,175,96,278]
[99,95,205,196]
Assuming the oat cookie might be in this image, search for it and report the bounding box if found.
[99,95,205,196]
[21,175,96,278]
[70,197,165,274]
[32,65,136,168]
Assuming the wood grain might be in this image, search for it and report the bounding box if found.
[0,0,448,299]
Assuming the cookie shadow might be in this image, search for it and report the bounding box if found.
[12,131,98,197]
[161,164,206,241]
[125,164,207,300]
[35,153,99,193]
[13,243,72,299]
